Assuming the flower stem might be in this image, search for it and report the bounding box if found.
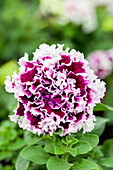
[61,153,69,162]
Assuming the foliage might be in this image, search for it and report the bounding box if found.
[0,120,26,170]
[0,85,17,120]
[15,127,113,170]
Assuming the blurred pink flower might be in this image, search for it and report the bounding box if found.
[88,50,113,79]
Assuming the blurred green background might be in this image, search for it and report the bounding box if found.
[1,0,113,67]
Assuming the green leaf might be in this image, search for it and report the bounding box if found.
[66,136,78,147]
[103,84,113,125]
[8,138,27,150]
[0,165,14,170]
[91,116,109,136]
[103,139,113,157]
[62,137,78,148]
[0,152,12,161]
[27,164,46,170]
[98,158,113,168]
[16,153,30,170]
[53,128,63,135]
[92,146,104,159]
[65,148,77,157]
[46,157,72,170]
[44,141,60,154]
[74,141,92,155]
[21,145,50,164]
[54,146,65,155]
[62,139,67,145]
[72,158,100,170]
[36,134,52,146]
[8,128,18,141]
[0,60,18,86]
[94,103,113,112]
[77,134,99,149]
[97,165,103,170]
[104,111,113,125]
[24,131,37,145]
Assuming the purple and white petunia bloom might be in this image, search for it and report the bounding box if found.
[5,44,106,136]
[88,50,113,79]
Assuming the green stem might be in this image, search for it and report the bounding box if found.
[61,153,69,162]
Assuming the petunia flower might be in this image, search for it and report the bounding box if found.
[61,0,98,33]
[5,44,106,136]
[88,50,113,79]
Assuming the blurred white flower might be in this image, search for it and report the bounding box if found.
[61,0,98,33]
